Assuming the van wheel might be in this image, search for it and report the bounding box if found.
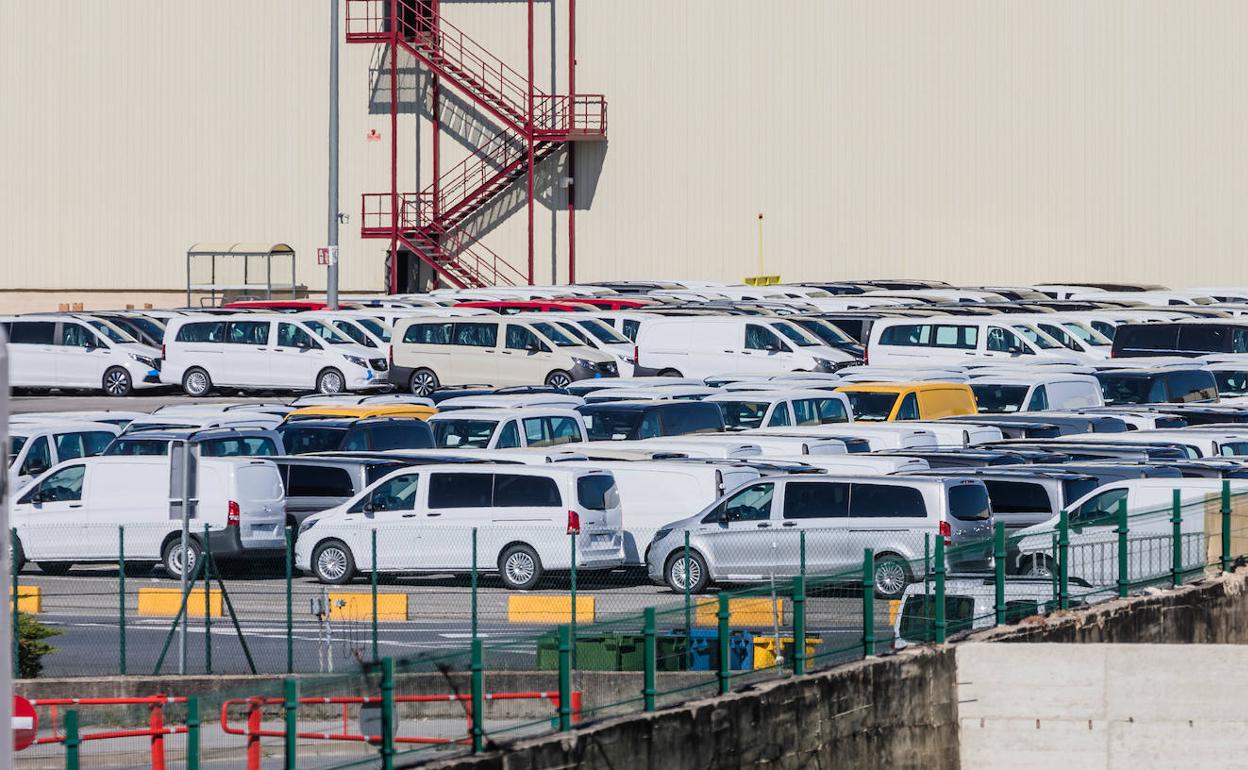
[409,368,439,396]
[316,368,346,394]
[312,540,356,584]
[873,554,911,600]
[162,538,202,580]
[499,545,543,590]
[182,368,212,397]
[665,551,708,594]
[102,367,133,397]
[37,562,73,576]
[1024,555,1054,579]
[545,370,573,389]
[658,369,683,378]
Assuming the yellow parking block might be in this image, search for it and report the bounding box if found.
[888,599,901,626]
[138,588,222,617]
[694,598,785,627]
[328,592,408,621]
[507,595,595,624]
[11,586,41,614]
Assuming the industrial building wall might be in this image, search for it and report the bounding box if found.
[4,1,1248,308]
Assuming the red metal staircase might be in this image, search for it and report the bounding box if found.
[346,0,606,289]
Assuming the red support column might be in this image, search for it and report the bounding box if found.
[526,0,535,286]
[567,0,577,284]
[149,701,167,770]
[432,0,441,220]
[389,8,400,294]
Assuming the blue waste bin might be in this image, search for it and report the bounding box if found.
[683,628,754,671]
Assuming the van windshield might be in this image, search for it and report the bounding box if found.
[842,392,899,421]
[771,322,818,347]
[1096,374,1158,406]
[86,320,134,344]
[969,384,1029,413]
[1012,325,1059,349]
[304,320,352,344]
[790,319,855,346]
[1062,322,1110,346]
[200,437,278,457]
[356,318,391,342]
[432,420,498,449]
[276,425,347,454]
[582,410,642,440]
[576,319,630,344]
[8,436,26,466]
[577,475,618,510]
[104,438,169,456]
[715,401,769,430]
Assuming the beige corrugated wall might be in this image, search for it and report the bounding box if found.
[3,1,1248,303]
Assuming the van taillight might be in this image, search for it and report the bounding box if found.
[939,520,951,546]
[388,344,394,365]
[633,344,639,367]
[227,501,241,527]
[863,345,869,365]
[161,343,166,359]
[567,510,581,535]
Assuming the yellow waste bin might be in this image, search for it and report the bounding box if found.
[752,636,822,670]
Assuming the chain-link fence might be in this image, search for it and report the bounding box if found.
[15,483,1248,767]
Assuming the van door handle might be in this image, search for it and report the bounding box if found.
[68,504,83,509]
[781,522,796,527]
[425,513,441,517]
[402,514,417,518]
[756,522,770,528]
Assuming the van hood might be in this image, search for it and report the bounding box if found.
[115,342,162,359]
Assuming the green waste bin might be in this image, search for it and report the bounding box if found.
[537,632,689,671]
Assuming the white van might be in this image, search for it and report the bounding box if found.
[749,424,939,451]
[866,318,1083,368]
[529,315,637,377]
[560,460,761,565]
[161,315,389,395]
[765,454,930,475]
[663,433,852,456]
[389,316,617,395]
[968,375,1104,413]
[11,456,287,577]
[8,421,122,492]
[294,465,624,589]
[427,408,587,449]
[1012,478,1248,585]
[634,317,856,378]
[1,315,163,396]
[300,311,393,350]
[704,390,853,431]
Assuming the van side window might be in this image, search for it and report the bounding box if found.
[894,393,919,420]
[986,327,1025,353]
[286,465,355,497]
[792,398,847,425]
[1075,488,1127,524]
[277,323,317,349]
[621,319,640,341]
[933,325,977,349]
[428,473,492,508]
[724,483,774,522]
[1027,385,1049,411]
[1177,325,1227,353]
[523,417,549,446]
[782,482,849,519]
[849,484,925,518]
[9,321,55,345]
[495,421,521,448]
[506,325,541,351]
[365,474,420,512]
[59,323,95,347]
[31,464,86,503]
[20,436,52,476]
[55,431,114,461]
[878,324,930,346]
[767,405,792,427]
[226,321,271,345]
[983,481,1052,514]
[1234,329,1248,354]
[547,417,581,444]
[493,474,562,507]
[1164,370,1218,403]
[661,404,722,435]
[453,323,498,347]
[638,412,661,439]
[404,323,452,345]
[745,325,784,351]
[176,322,226,343]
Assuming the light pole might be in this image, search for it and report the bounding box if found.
[327,0,341,308]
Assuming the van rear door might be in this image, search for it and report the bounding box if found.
[232,461,287,549]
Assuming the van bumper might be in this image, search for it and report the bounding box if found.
[570,360,620,382]
[203,527,285,561]
[388,363,416,390]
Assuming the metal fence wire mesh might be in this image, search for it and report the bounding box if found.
[13,484,1248,767]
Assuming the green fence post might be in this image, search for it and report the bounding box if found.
[285,677,299,770]
[1058,510,1070,611]
[1222,480,1232,574]
[203,523,212,674]
[285,526,293,675]
[471,639,484,753]
[471,528,479,642]
[11,528,19,680]
[380,658,395,770]
[64,709,80,770]
[792,576,806,676]
[1172,489,1184,587]
[186,695,201,770]
[569,531,577,668]
[371,528,379,662]
[557,625,572,731]
[118,526,126,676]
[1050,533,1059,604]
[934,535,946,644]
[717,594,730,694]
[993,523,1005,626]
[1117,498,1129,598]
[642,607,656,712]
[799,529,806,580]
[683,531,692,637]
[923,532,930,598]
[862,549,875,658]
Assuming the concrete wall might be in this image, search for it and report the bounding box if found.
[958,643,1248,769]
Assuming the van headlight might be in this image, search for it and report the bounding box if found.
[572,357,594,371]
[814,358,850,372]
[653,528,673,542]
[129,353,159,369]
[299,519,319,534]
[343,355,368,369]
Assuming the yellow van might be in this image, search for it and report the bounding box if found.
[282,404,437,422]
[834,382,978,422]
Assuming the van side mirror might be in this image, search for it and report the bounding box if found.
[526,341,541,353]
[28,491,43,505]
[1008,345,1024,354]
[362,501,376,515]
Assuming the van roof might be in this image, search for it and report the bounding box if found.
[427,407,583,421]
[834,381,972,393]
[284,404,437,420]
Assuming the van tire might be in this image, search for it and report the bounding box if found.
[872,554,911,600]
[316,368,346,394]
[37,562,73,576]
[658,369,683,378]
[665,551,708,594]
[182,368,212,397]
[312,540,356,585]
[498,544,543,590]
[409,368,439,396]
[103,367,133,397]
[545,370,573,389]
[162,537,202,580]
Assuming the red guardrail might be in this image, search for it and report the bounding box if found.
[28,696,188,770]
